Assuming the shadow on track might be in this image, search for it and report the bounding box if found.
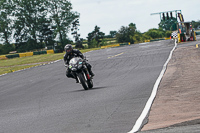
[69,86,108,93]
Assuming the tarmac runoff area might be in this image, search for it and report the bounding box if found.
[140,42,200,132]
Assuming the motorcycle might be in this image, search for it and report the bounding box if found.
[68,57,93,90]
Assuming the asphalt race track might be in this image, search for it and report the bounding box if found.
[0,40,175,133]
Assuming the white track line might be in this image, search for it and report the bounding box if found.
[0,59,62,77]
[128,39,177,133]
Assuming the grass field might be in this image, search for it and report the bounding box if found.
[0,48,101,75]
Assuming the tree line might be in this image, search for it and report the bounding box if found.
[1,0,199,55]
[86,23,172,48]
[86,20,200,48]
[0,0,79,54]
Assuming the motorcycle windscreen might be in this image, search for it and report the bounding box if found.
[69,57,82,65]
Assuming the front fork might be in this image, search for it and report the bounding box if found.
[71,66,90,83]
[83,65,90,80]
[71,72,79,83]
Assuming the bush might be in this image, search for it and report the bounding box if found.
[89,39,98,48]
[100,39,107,46]
[0,44,15,55]
[165,31,172,37]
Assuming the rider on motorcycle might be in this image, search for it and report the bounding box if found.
[64,44,95,83]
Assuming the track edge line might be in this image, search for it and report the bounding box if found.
[127,39,177,133]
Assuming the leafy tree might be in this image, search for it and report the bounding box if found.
[128,23,136,43]
[132,31,143,43]
[39,23,54,49]
[0,0,15,45]
[13,0,48,49]
[191,20,200,29]
[116,23,137,44]
[165,30,172,37]
[142,34,152,41]
[145,28,162,39]
[116,26,129,43]
[0,44,3,54]
[99,38,107,46]
[71,19,84,49]
[109,31,117,38]
[47,0,79,46]
[0,0,78,53]
[104,31,117,38]
[87,25,105,48]
[90,39,98,48]
[144,28,171,39]
[159,17,177,31]
[0,43,15,55]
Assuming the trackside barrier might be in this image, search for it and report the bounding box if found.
[6,54,19,59]
[101,44,120,49]
[33,51,47,55]
[196,32,200,35]
[194,32,197,41]
[46,50,54,54]
[54,49,60,53]
[150,38,165,42]
[178,33,181,43]
[145,38,167,42]
[0,49,60,60]
[0,55,7,60]
[19,53,26,57]
[195,30,200,35]
[101,42,132,49]
[165,37,171,40]
[120,43,128,46]
[26,52,34,56]
[19,52,34,57]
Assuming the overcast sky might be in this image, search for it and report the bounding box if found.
[69,0,200,39]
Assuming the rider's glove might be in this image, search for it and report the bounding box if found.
[83,56,88,62]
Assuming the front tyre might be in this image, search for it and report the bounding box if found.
[77,73,88,90]
[87,79,93,88]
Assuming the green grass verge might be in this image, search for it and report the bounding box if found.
[0,48,101,75]
[0,65,40,74]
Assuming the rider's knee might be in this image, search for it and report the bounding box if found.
[86,63,92,69]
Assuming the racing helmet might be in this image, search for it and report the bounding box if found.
[64,44,73,54]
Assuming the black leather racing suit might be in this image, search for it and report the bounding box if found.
[64,49,93,78]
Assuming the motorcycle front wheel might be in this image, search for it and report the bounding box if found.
[77,73,88,90]
[87,79,93,89]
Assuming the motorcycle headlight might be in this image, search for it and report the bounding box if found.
[72,68,77,71]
